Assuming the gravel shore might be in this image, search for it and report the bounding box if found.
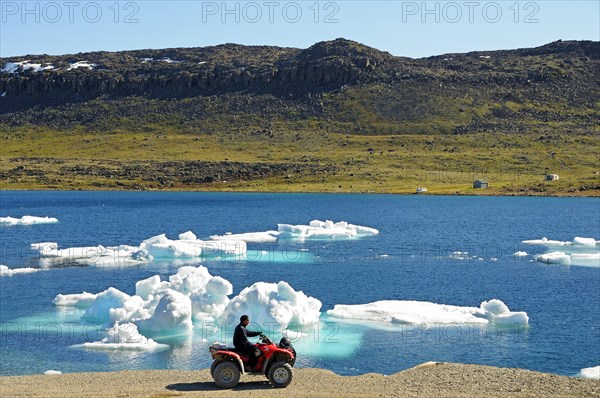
[0,362,598,398]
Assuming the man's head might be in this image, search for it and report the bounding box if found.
[240,314,250,326]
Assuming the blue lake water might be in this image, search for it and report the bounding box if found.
[1,191,599,377]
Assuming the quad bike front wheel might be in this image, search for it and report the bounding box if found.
[210,359,219,377]
[213,361,241,389]
[268,361,294,388]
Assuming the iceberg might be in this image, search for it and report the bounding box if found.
[54,266,232,334]
[578,365,600,380]
[211,219,379,243]
[327,298,528,327]
[76,322,169,351]
[220,281,322,330]
[513,251,528,257]
[1,216,58,226]
[0,265,44,277]
[523,237,600,267]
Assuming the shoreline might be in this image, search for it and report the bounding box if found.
[1,187,599,198]
[0,363,598,397]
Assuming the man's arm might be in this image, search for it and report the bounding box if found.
[246,329,262,338]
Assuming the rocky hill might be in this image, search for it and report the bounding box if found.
[1,39,598,135]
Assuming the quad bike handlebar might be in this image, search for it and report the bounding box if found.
[259,333,272,344]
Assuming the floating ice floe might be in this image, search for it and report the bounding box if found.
[523,237,599,267]
[210,231,280,243]
[210,220,379,242]
[1,61,54,73]
[0,265,44,277]
[31,231,247,267]
[578,365,600,380]
[139,232,246,259]
[1,216,59,226]
[32,242,152,267]
[52,292,98,308]
[326,298,528,327]
[513,251,528,257]
[67,61,96,71]
[76,322,169,351]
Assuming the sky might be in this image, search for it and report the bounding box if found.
[0,1,598,58]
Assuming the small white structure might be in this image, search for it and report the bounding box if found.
[416,187,428,194]
[545,174,559,181]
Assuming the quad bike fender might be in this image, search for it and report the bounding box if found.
[213,351,246,375]
[262,349,294,374]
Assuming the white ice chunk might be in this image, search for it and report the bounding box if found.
[480,299,509,315]
[52,292,98,308]
[569,253,600,267]
[31,242,58,251]
[77,322,169,351]
[522,237,569,246]
[579,365,600,380]
[535,251,572,266]
[178,231,197,241]
[525,236,600,267]
[139,233,246,258]
[327,299,528,326]
[43,370,62,375]
[108,295,149,324]
[513,251,528,257]
[169,266,212,294]
[83,288,132,324]
[210,231,279,243]
[135,275,164,300]
[136,289,193,336]
[1,216,58,226]
[191,276,233,322]
[572,237,597,247]
[0,265,43,276]
[493,311,530,326]
[221,281,322,329]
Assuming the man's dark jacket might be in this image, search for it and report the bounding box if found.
[233,323,261,349]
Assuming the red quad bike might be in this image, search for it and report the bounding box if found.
[209,334,296,388]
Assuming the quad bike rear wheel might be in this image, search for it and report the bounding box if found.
[213,361,241,389]
[267,361,293,388]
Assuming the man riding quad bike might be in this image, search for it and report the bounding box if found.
[208,316,296,388]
